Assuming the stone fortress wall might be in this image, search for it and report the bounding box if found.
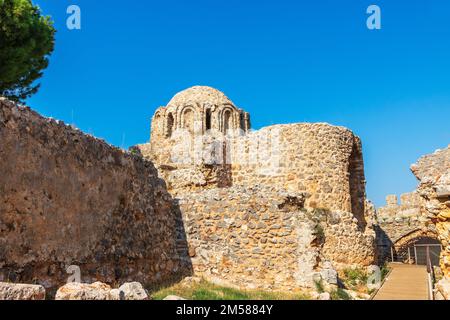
[0,85,378,294]
[176,185,375,291]
[137,86,377,289]
[411,145,450,299]
[227,124,367,226]
[376,192,432,243]
[0,98,189,292]
[374,192,436,263]
[1,85,448,297]
[139,87,366,223]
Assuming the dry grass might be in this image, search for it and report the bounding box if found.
[151,279,311,300]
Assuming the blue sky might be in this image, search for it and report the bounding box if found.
[28,0,450,207]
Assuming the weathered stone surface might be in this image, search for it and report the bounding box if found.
[318,292,331,300]
[134,86,376,290]
[436,278,450,300]
[375,192,437,263]
[175,186,318,290]
[0,282,45,300]
[139,86,367,224]
[345,289,370,300]
[0,99,189,291]
[163,295,187,300]
[56,281,149,300]
[0,86,377,295]
[318,262,338,285]
[411,145,450,299]
[55,282,112,300]
[110,282,149,300]
[173,185,374,290]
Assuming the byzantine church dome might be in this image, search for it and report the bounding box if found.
[167,86,236,108]
[150,86,251,139]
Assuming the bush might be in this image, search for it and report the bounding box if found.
[380,263,391,281]
[314,279,325,293]
[343,267,368,288]
[330,288,351,300]
[314,223,325,244]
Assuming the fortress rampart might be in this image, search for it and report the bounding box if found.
[137,86,377,287]
[0,98,189,292]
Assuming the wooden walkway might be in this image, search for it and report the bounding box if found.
[373,264,430,300]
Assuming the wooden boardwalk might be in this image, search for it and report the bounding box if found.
[373,264,430,300]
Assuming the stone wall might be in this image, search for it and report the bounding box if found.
[135,87,377,289]
[176,185,375,291]
[138,122,376,280]
[377,193,432,242]
[227,123,367,227]
[0,99,190,292]
[411,146,450,281]
[140,123,367,226]
[375,192,437,263]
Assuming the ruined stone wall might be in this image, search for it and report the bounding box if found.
[0,99,189,292]
[175,185,375,291]
[376,192,432,243]
[136,120,376,281]
[134,86,376,289]
[411,146,450,282]
[176,186,316,290]
[140,123,367,224]
[375,192,436,263]
[227,123,367,226]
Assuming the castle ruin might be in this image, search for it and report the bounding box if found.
[375,192,438,264]
[1,85,449,299]
[0,86,378,294]
[137,86,377,290]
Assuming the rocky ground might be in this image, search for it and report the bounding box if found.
[0,265,380,300]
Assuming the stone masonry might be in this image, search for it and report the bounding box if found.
[139,87,367,225]
[137,86,377,289]
[0,85,377,294]
[375,192,437,263]
[411,145,450,297]
[0,98,190,293]
[176,185,374,290]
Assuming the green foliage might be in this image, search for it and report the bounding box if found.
[314,279,325,293]
[342,267,368,290]
[0,0,55,101]
[330,288,351,300]
[151,279,311,300]
[191,286,250,300]
[380,263,391,281]
[314,223,325,244]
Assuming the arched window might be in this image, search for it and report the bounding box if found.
[205,108,212,131]
[166,113,174,138]
[223,110,232,134]
[153,114,162,136]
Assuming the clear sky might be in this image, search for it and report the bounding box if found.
[28,0,450,207]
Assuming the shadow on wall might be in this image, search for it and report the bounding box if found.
[145,179,194,294]
[349,138,367,231]
[374,225,394,264]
